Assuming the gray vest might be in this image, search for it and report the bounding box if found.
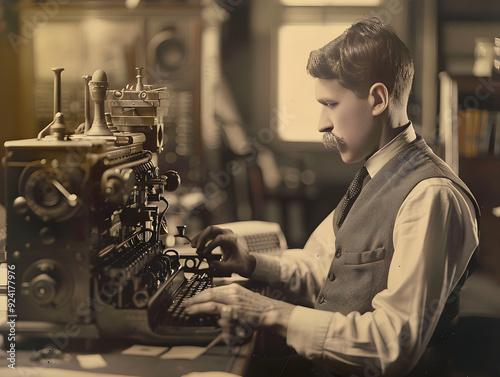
[315,135,479,320]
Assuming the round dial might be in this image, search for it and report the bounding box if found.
[24,168,80,221]
[21,259,73,307]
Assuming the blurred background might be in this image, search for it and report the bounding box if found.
[0,0,499,372]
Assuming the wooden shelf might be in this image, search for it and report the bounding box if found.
[453,75,500,112]
[439,0,500,21]
[459,156,500,271]
[459,156,500,208]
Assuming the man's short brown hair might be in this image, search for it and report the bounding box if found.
[307,17,414,106]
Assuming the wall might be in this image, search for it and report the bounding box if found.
[0,17,21,206]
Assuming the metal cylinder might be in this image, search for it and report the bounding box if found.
[51,67,64,115]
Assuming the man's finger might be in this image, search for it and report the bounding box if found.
[190,233,200,248]
[184,302,225,315]
[183,284,244,306]
[207,260,232,274]
[198,233,239,257]
[193,226,224,249]
[183,286,229,306]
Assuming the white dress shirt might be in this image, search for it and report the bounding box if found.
[251,125,479,376]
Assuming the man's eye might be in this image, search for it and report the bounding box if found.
[325,102,337,108]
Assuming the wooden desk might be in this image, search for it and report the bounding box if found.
[0,264,255,377]
[0,337,254,377]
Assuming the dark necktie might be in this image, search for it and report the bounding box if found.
[337,165,369,228]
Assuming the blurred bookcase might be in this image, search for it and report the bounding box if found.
[439,72,500,276]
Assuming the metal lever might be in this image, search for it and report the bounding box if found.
[52,67,64,115]
[135,67,144,92]
[37,67,66,140]
[82,74,91,134]
[175,225,193,245]
[51,179,78,207]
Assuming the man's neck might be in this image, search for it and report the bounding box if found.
[379,107,410,148]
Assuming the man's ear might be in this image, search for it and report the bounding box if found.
[369,83,388,116]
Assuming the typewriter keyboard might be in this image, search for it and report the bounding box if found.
[160,273,219,328]
[245,233,281,253]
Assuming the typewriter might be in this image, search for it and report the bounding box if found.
[1,67,222,346]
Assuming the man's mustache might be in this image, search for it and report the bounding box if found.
[323,132,344,150]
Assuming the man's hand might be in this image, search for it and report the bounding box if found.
[192,226,256,278]
[183,283,294,338]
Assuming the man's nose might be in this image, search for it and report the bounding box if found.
[318,108,333,133]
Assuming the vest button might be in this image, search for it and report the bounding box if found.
[328,272,336,281]
[335,249,342,258]
[318,296,325,304]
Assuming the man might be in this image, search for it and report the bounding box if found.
[183,18,479,376]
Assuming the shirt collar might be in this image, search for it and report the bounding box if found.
[365,122,416,179]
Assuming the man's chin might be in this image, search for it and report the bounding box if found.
[340,154,366,164]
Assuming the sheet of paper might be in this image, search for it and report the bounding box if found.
[0,367,139,377]
[182,373,241,377]
[160,346,207,360]
[121,345,168,357]
[76,354,108,369]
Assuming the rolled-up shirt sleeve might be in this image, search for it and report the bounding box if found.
[285,178,479,376]
[251,211,336,302]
